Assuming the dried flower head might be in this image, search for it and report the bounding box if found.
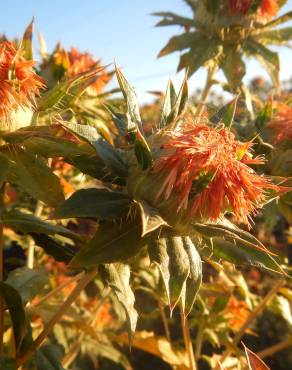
[0,41,45,120]
[268,103,292,144]
[152,124,278,225]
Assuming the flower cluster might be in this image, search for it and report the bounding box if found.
[0,41,45,120]
[152,124,278,225]
[228,0,278,17]
[53,45,110,93]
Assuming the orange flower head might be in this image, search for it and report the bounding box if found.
[268,103,292,145]
[0,41,45,120]
[151,124,279,225]
[259,0,278,17]
[227,0,278,17]
[67,47,110,93]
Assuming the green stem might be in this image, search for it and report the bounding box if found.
[180,302,197,370]
[195,65,217,119]
[16,268,97,367]
[27,200,43,269]
[194,317,205,361]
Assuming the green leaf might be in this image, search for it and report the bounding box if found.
[164,76,188,129]
[0,153,9,188]
[31,233,77,263]
[210,97,239,127]
[221,48,245,92]
[255,98,273,130]
[2,209,78,239]
[262,10,292,28]
[3,148,64,207]
[158,32,201,57]
[177,39,221,76]
[137,200,168,237]
[193,222,270,254]
[134,130,153,170]
[115,66,143,134]
[54,188,131,220]
[153,12,194,28]
[92,138,128,178]
[148,235,170,304]
[70,217,147,268]
[244,38,279,87]
[167,235,190,313]
[0,282,27,352]
[183,236,202,316]
[0,357,17,370]
[99,264,138,341]
[159,80,177,129]
[2,125,94,158]
[35,345,65,370]
[255,27,292,46]
[36,69,102,113]
[21,18,34,60]
[6,267,48,303]
[208,238,284,274]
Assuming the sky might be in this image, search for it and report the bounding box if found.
[1,0,292,102]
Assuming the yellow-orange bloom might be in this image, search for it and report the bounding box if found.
[268,103,292,144]
[152,124,278,225]
[67,48,110,93]
[227,0,278,17]
[0,42,45,120]
[259,0,278,17]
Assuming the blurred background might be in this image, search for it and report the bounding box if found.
[1,0,292,102]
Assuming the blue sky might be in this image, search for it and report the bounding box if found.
[1,0,292,102]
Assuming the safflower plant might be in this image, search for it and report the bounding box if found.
[0,17,290,370]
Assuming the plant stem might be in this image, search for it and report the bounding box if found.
[26,272,84,311]
[257,338,292,359]
[0,183,5,354]
[61,286,111,368]
[179,302,197,370]
[16,268,97,367]
[27,200,44,269]
[214,279,284,370]
[195,65,216,119]
[194,317,205,361]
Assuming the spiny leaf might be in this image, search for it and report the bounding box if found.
[92,138,128,178]
[3,148,64,207]
[148,236,170,304]
[70,217,148,268]
[206,238,284,275]
[244,38,279,87]
[0,282,27,352]
[137,200,168,237]
[99,264,138,342]
[54,188,131,220]
[243,343,270,370]
[134,130,153,170]
[210,97,239,127]
[2,209,78,239]
[115,66,142,133]
[31,233,77,263]
[183,237,202,316]
[21,18,34,60]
